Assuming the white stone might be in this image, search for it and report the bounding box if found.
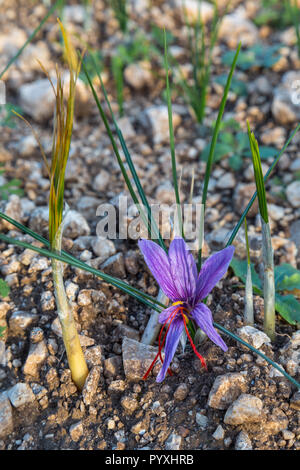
[165,432,182,450]
[196,412,208,429]
[124,62,152,90]
[272,71,300,125]
[269,363,285,378]
[207,373,248,410]
[91,237,116,262]
[0,28,27,60]
[7,383,35,408]
[19,78,56,122]
[63,209,91,238]
[143,105,181,144]
[212,424,225,440]
[92,170,110,192]
[237,326,271,349]
[216,172,235,189]
[218,8,258,48]
[174,0,214,24]
[0,392,13,438]
[17,135,38,157]
[268,203,285,221]
[286,181,300,208]
[63,5,87,23]
[235,431,253,450]
[224,394,263,425]
[117,116,136,140]
[69,421,84,442]
[23,340,48,377]
[291,158,300,171]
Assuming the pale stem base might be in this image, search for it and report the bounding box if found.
[52,254,88,390]
[262,219,275,341]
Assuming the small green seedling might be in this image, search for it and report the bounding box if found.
[0,103,24,129]
[222,44,282,70]
[231,259,300,327]
[0,169,23,201]
[254,0,294,28]
[214,74,248,97]
[0,279,10,298]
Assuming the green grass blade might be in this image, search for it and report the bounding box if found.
[197,42,241,269]
[164,29,184,238]
[0,211,165,309]
[226,123,300,247]
[0,0,63,80]
[0,231,164,312]
[80,58,160,247]
[91,60,166,251]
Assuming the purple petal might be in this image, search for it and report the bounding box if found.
[138,239,179,301]
[191,303,228,351]
[168,237,197,302]
[156,317,184,383]
[158,304,179,324]
[195,246,235,302]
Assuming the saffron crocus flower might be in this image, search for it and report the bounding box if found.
[138,237,235,382]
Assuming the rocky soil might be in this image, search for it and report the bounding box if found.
[0,0,300,451]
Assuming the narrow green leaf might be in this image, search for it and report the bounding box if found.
[198,42,241,269]
[164,29,183,237]
[81,57,168,251]
[0,231,164,313]
[247,121,269,224]
[275,264,300,292]
[90,58,166,251]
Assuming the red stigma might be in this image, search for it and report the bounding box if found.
[143,305,207,381]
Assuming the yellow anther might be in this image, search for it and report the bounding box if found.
[172,300,184,306]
